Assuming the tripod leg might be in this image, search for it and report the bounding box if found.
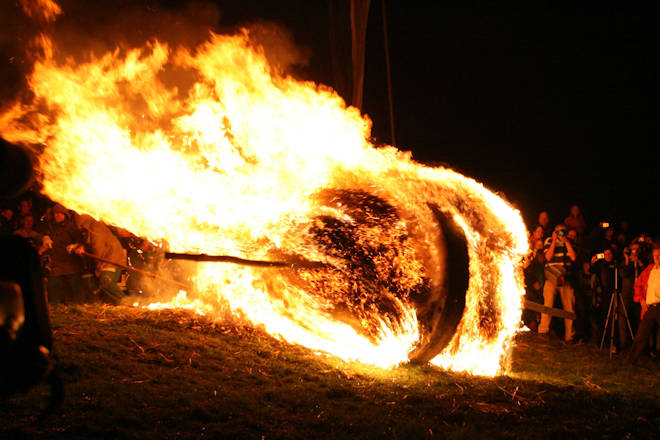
[610,296,617,357]
[618,293,635,341]
[600,292,616,350]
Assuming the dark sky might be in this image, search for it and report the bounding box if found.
[211,1,657,234]
[2,1,657,234]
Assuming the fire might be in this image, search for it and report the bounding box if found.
[19,0,62,23]
[1,16,528,374]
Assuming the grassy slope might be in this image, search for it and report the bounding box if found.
[2,304,659,439]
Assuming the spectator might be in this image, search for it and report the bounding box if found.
[73,214,127,305]
[537,211,551,239]
[564,205,586,238]
[523,239,545,331]
[13,214,44,252]
[617,220,633,247]
[591,248,617,345]
[574,261,596,342]
[539,223,577,342]
[589,224,616,256]
[529,225,544,246]
[566,228,586,341]
[0,205,16,235]
[621,241,646,336]
[628,245,660,363]
[566,228,586,264]
[114,227,158,297]
[43,204,86,304]
[631,235,652,265]
[16,196,33,218]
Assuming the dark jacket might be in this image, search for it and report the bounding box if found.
[46,218,84,276]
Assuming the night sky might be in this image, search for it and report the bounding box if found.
[215,1,657,234]
[2,1,657,234]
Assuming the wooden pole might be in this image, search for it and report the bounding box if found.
[523,299,576,320]
[381,0,396,145]
[164,252,327,270]
[80,251,191,291]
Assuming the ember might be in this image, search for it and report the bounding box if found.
[0,3,528,375]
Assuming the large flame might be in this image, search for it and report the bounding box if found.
[1,25,528,375]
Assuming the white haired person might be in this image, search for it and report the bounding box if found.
[628,244,660,363]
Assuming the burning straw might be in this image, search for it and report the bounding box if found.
[0,1,528,375]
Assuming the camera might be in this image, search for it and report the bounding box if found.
[600,222,610,228]
[595,253,605,260]
[557,230,565,237]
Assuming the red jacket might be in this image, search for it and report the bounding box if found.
[634,264,659,318]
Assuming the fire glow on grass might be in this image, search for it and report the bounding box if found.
[1,22,528,375]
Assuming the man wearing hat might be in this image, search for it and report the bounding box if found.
[43,204,86,304]
[71,214,127,305]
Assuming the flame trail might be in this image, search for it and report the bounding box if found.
[1,24,528,374]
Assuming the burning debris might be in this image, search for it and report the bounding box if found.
[0,2,528,375]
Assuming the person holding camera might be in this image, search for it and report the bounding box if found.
[628,245,660,363]
[538,223,577,342]
[591,247,624,349]
[621,242,646,334]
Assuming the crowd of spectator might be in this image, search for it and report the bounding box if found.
[522,205,660,363]
[1,191,167,306]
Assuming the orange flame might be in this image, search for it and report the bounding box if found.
[19,0,62,23]
[1,29,528,374]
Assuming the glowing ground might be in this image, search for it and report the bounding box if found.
[2,305,658,439]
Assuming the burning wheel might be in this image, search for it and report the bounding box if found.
[288,189,469,363]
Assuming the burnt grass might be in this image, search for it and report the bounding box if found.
[2,305,659,439]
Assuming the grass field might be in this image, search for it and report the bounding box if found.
[2,304,659,439]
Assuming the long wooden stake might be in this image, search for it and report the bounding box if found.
[92,250,562,320]
[164,252,327,270]
[523,299,576,320]
[81,251,191,291]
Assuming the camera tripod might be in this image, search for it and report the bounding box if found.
[599,266,635,358]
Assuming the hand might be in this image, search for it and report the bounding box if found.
[42,235,53,249]
[66,243,84,255]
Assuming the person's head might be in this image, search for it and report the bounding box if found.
[18,198,32,215]
[653,246,660,267]
[21,214,34,230]
[569,205,580,218]
[554,223,567,234]
[533,239,544,252]
[1,207,12,220]
[604,226,615,241]
[615,232,627,246]
[531,225,544,241]
[52,204,68,223]
[538,211,549,228]
[567,228,578,242]
[629,242,640,259]
[604,248,614,262]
